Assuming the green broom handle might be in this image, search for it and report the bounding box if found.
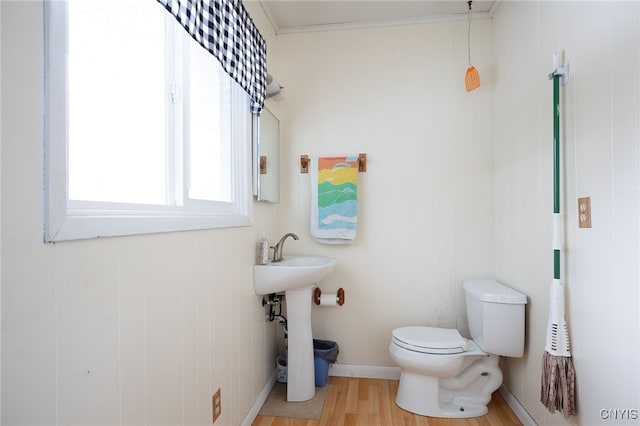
[553,74,561,280]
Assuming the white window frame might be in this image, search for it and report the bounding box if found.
[43,1,252,242]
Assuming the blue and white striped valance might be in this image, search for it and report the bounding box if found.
[156,0,267,113]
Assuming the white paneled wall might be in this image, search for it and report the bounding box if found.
[493,2,639,425]
[1,2,280,425]
[272,20,494,366]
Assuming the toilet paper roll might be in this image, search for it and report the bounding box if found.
[319,294,338,306]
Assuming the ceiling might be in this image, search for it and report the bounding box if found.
[256,1,497,34]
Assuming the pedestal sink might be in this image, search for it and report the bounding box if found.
[254,256,336,402]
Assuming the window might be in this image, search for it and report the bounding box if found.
[44,0,252,242]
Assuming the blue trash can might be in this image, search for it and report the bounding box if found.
[313,339,339,387]
[276,356,287,383]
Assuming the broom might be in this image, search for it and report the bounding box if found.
[541,54,576,418]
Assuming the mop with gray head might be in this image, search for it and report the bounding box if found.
[541,54,576,418]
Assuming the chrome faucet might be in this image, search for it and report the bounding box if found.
[272,232,299,262]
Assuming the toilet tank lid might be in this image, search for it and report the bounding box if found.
[463,279,527,304]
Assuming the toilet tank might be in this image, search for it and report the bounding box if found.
[463,279,527,357]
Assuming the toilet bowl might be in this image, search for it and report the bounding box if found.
[389,279,527,418]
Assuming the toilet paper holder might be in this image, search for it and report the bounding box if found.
[313,287,345,306]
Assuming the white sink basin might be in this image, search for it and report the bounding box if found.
[253,256,336,295]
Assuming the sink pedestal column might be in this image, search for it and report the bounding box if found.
[285,286,315,402]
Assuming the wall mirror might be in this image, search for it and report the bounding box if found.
[254,108,280,202]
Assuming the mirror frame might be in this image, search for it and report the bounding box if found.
[252,108,280,203]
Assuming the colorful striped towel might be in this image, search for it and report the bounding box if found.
[310,156,358,244]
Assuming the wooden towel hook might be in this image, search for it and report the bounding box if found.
[300,155,309,173]
[358,153,367,172]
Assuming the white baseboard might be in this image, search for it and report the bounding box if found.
[498,385,537,426]
[329,363,401,380]
[241,371,276,426]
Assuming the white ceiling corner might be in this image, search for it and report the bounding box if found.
[256,0,498,34]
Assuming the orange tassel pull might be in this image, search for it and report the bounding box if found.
[465,65,481,92]
[465,1,481,92]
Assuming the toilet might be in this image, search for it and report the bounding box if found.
[389,279,527,418]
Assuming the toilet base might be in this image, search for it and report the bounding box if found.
[395,355,502,418]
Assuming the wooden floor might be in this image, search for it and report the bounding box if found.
[253,377,522,426]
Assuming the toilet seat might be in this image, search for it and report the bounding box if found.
[392,326,468,354]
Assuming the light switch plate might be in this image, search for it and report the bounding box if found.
[212,388,221,423]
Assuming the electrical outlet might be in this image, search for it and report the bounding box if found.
[578,197,592,228]
[212,388,221,424]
